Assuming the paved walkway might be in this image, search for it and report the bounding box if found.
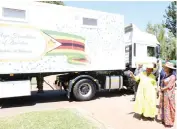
[0,76,176,129]
[0,90,175,129]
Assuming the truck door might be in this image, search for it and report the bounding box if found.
[136,43,147,58]
[135,43,157,64]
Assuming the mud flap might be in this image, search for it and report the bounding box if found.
[67,80,73,99]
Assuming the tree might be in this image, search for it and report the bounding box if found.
[146,23,176,60]
[40,1,64,6]
[146,23,166,42]
[146,23,167,59]
[163,1,176,37]
[166,32,176,60]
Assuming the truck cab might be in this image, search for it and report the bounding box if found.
[124,24,160,69]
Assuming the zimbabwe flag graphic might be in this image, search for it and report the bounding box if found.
[42,30,89,65]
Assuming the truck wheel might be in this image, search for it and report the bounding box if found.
[72,79,96,101]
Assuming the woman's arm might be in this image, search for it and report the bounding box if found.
[130,71,140,82]
[161,75,176,91]
[130,71,135,79]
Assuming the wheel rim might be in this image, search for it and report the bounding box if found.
[79,83,92,97]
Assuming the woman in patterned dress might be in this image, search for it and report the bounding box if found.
[157,62,176,127]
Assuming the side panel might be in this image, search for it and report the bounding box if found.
[0,2,125,74]
[125,44,132,66]
[124,26,133,67]
[0,80,31,98]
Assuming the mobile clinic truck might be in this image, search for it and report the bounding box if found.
[0,1,160,101]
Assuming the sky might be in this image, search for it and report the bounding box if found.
[64,1,171,31]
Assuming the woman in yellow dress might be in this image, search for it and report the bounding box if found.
[130,64,157,119]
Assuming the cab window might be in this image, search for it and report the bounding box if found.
[147,46,155,57]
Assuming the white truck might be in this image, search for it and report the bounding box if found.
[0,1,160,101]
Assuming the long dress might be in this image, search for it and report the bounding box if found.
[158,74,176,126]
[134,72,157,118]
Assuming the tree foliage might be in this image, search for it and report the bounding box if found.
[146,23,166,59]
[146,23,176,60]
[146,2,177,60]
[163,1,176,37]
[166,32,176,60]
[40,1,64,6]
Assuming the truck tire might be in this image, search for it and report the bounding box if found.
[72,79,96,101]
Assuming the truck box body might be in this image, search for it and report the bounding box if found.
[0,1,125,74]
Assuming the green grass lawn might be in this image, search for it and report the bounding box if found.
[0,109,98,129]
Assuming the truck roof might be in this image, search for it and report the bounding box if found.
[125,24,160,46]
[0,1,124,18]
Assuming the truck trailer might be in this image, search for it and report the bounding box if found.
[0,1,160,101]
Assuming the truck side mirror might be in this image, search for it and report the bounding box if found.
[156,44,160,58]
